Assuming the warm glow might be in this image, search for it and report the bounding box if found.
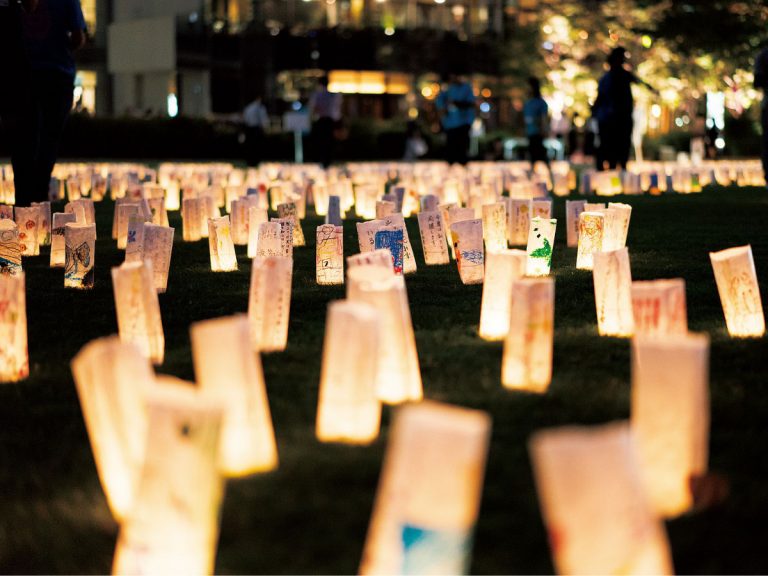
[479,249,527,341]
[710,245,765,337]
[593,248,634,337]
[0,271,28,382]
[328,70,410,95]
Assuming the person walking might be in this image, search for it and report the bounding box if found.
[523,77,550,171]
[243,95,269,167]
[308,75,342,168]
[754,47,768,184]
[22,0,86,204]
[436,74,475,165]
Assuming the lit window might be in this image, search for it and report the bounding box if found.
[73,70,97,115]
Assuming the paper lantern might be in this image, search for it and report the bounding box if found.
[607,202,632,249]
[116,203,140,249]
[249,256,293,352]
[326,195,342,225]
[709,245,765,337]
[0,271,28,382]
[112,261,165,365]
[576,211,605,270]
[482,202,508,253]
[0,220,22,275]
[112,383,225,576]
[356,219,385,253]
[316,224,344,285]
[447,206,475,259]
[208,216,238,272]
[502,278,554,393]
[360,401,491,575]
[532,199,552,219]
[420,194,439,213]
[0,205,13,220]
[508,199,532,246]
[631,279,687,337]
[14,206,41,256]
[316,300,381,444]
[271,217,294,258]
[31,201,51,246]
[376,200,396,219]
[347,249,394,273]
[375,227,404,275]
[182,197,204,242]
[123,215,146,264]
[529,422,673,575]
[416,211,449,265]
[147,197,169,228]
[631,333,709,517]
[254,221,283,258]
[565,200,586,248]
[164,181,180,211]
[70,336,154,520]
[143,224,175,293]
[380,213,417,274]
[526,217,557,277]
[228,198,249,246]
[451,219,484,285]
[347,266,422,404]
[64,223,96,289]
[479,249,527,341]
[191,314,278,476]
[247,206,269,258]
[593,247,634,337]
[277,202,305,247]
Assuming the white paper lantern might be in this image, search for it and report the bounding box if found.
[709,245,765,337]
[248,256,293,352]
[451,219,484,285]
[576,211,605,270]
[482,202,508,253]
[417,211,450,265]
[208,216,238,272]
[0,271,28,382]
[64,223,96,289]
[593,247,634,337]
[631,279,688,337]
[479,249,527,341]
[525,217,557,277]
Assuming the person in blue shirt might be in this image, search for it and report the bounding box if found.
[22,0,86,204]
[523,77,550,170]
[436,74,475,165]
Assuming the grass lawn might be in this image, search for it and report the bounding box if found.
[1,184,768,574]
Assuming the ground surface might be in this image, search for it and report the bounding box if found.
[1,185,767,574]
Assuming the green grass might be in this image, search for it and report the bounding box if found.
[2,185,768,574]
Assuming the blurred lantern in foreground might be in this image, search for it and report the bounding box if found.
[14,206,41,256]
[482,202,507,253]
[64,222,96,289]
[254,221,282,258]
[529,422,673,575]
[112,261,165,365]
[71,336,154,520]
[631,279,687,337]
[508,199,532,246]
[576,211,604,270]
[417,211,449,265]
[565,200,586,248]
[191,315,278,476]
[375,227,404,275]
[247,206,269,258]
[632,333,710,517]
[502,278,554,393]
[451,219,484,285]
[709,245,765,337]
[0,271,28,382]
[112,382,224,576]
[0,220,22,275]
[360,401,491,575]
[347,249,393,273]
[347,266,422,404]
[526,217,557,276]
[249,256,292,352]
[316,224,344,285]
[316,300,381,444]
[208,216,238,272]
[593,247,634,337]
[479,249,527,341]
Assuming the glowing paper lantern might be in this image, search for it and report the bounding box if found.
[31,201,51,246]
[64,223,96,289]
[607,202,632,249]
[255,221,282,258]
[271,217,294,258]
[565,200,586,248]
[66,199,87,225]
[164,181,180,211]
[0,220,22,275]
[632,333,709,517]
[116,203,140,250]
[70,336,154,520]
[631,279,687,337]
[208,216,238,272]
[360,401,491,575]
[451,219,484,285]
[277,202,305,247]
[191,315,278,476]
[380,213,417,274]
[112,261,165,365]
[147,197,169,227]
[529,422,673,575]
[417,211,449,265]
[182,197,204,242]
[356,219,384,253]
[347,249,394,273]
[0,271,28,382]
[229,198,249,246]
[142,224,174,293]
[249,256,293,352]
[316,300,381,444]
[0,205,13,220]
[525,217,557,277]
[532,199,552,219]
[420,194,439,213]
[347,266,422,404]
[247,206,269,258]
[576,211,605,270]
[376,200,396,219]
[593,247,634,337]
[112,384,225,576]
[316,224,344,285]
[482,202,507,252]
[709,245,765,337]
[478,249,527,341]
[508,199,532,246]
[375,227,404,275]
[14,206,41,256]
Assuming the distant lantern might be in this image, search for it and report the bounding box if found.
[182,197,204,242]
[593,247,634,337]
[190,314,278,476]
[479,249,527,341]
[709,245,765,337]
[112,261,165,365]
[112,383,225,576]
[532,199,552,219]
[0,271,28,382]
[64,222,96,289]
[529,422,673,575]
[451,219,485,285]
[316,224,344,285]
[164,181,180,211]
[249,256,293,352]
[271,217,294,258]
[632,333,710,518]
[347,266,422,404]
[360,401,491,575]
[147,197,169,227]
[417,210,450,265]
[247,206,269,258]
[565,200,586,248]
[208,216,238,272]
[631,279,687,337]
[70,336,155,520]
[316,300,381,445]
[14,205,41,256]
[326,194,342,226]
[576,211,604,270]
[277,202,306,247]
[376,200,396,220]
[0,220,22,275]
[508,199,532,246]
[482,202,508,253]
[141,224,175,293]
[502,278,554,393]
[115,203,140,250]
[607,202,632,249]
[525,217,557,276]
[228,197,249,246]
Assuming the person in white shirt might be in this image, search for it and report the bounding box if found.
[309,76,342,167]
[243,95,269,166]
